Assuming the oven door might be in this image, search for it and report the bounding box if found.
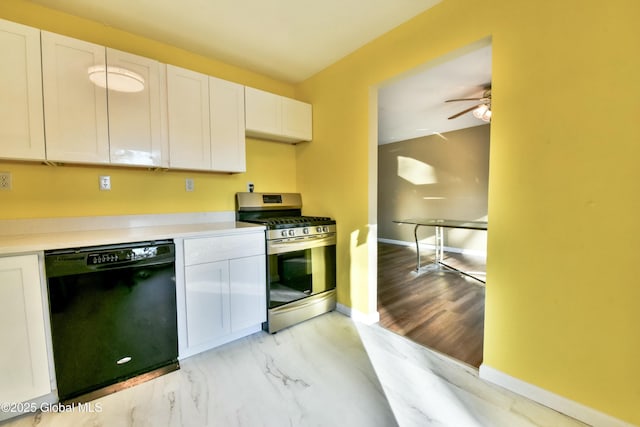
[267,234,336,309]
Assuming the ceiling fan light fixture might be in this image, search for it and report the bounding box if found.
[472,104,491,122]
[88,65,145,93]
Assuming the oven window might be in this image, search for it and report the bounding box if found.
[267,245,336,308]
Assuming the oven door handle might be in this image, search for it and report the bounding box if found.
[267,234,336,254]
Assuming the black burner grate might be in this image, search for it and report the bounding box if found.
[247,216,335,229]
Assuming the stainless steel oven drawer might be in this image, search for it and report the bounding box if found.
[267,289,336,333]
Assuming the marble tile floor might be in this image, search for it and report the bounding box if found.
[3,312,586,427]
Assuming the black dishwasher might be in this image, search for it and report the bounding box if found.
[45,240,179,402]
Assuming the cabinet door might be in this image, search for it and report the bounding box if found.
[244,87,281,138]
[245,87,312,143]
[230,255,266,332]
[185,261,230,347]
[210,77,246,172]
[41,31,109,164]
[0,255,51,403]
[282,97,312,142]
[0,19,45,161]
[107,48,164,167]
[166,65,211,170]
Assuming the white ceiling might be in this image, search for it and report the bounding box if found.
[27,0,490,144]
[378,43,492,145]
[28,0,441,83]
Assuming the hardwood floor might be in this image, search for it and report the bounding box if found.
[377,242,486,368]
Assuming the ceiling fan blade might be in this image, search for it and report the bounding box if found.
[445,97,488,102]
[448,104,483,120]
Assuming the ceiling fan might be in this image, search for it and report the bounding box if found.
[446,85,492,122]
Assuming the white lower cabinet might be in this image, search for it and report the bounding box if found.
[185,260,231,346]
[229,256,267,331]
[0,254,51,412]
[181,232,266,358]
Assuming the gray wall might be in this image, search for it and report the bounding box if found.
[378,124,490,253]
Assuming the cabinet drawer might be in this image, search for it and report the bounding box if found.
[184,233,265,266]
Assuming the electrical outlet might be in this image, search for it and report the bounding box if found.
[0,172,11,191]
[247,182,254,192]
[185,178,194,192]
[99,175,111,191]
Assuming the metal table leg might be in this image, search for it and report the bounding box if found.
[435,225,444,264]
[413,224,421,271]
[414,224,445,272]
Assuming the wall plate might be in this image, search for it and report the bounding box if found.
[0,172,11,190]
[99,175,111,191]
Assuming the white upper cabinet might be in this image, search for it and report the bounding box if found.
[1,19,245,172]
[106,48,166,167]
[245,87,312,143]
[245,87,281,137]
[210,77,246,172]
[166,65,211,170]
[282,97,313,142]
[41,31,110,164]
[167,64,246,172]
[42,32,166,167]
[0,19,45,161]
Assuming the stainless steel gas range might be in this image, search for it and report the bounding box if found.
[236,192,336,333]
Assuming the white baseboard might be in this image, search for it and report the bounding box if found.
[378,238,486,257]
[336,303,380,324]
[479,364,635,427]
[179,324,262,361]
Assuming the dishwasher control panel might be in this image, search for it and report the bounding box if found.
[87,246,167,265]
[45,240,175,277]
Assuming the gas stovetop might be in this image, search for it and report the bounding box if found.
[236,192,335,230]
[250,216,335,229]
[236,192,336,241]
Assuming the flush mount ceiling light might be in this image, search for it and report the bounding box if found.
[88,65,145,93]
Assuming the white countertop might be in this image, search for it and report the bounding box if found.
[0,216,265,256]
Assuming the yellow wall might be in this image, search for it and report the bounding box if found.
[0,0,298,219]
[297,0,640,424]
[0,139,295,218]
[3,0,640,423]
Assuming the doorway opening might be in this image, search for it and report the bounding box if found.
[374,40,491,368]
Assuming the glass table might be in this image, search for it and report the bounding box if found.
[393,218,488,282]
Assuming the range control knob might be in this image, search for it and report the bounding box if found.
[288,229,295,236]
[281,230,288,237]
[303,228,309,235]
[316,226,323,233]
[323,226,329,233]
